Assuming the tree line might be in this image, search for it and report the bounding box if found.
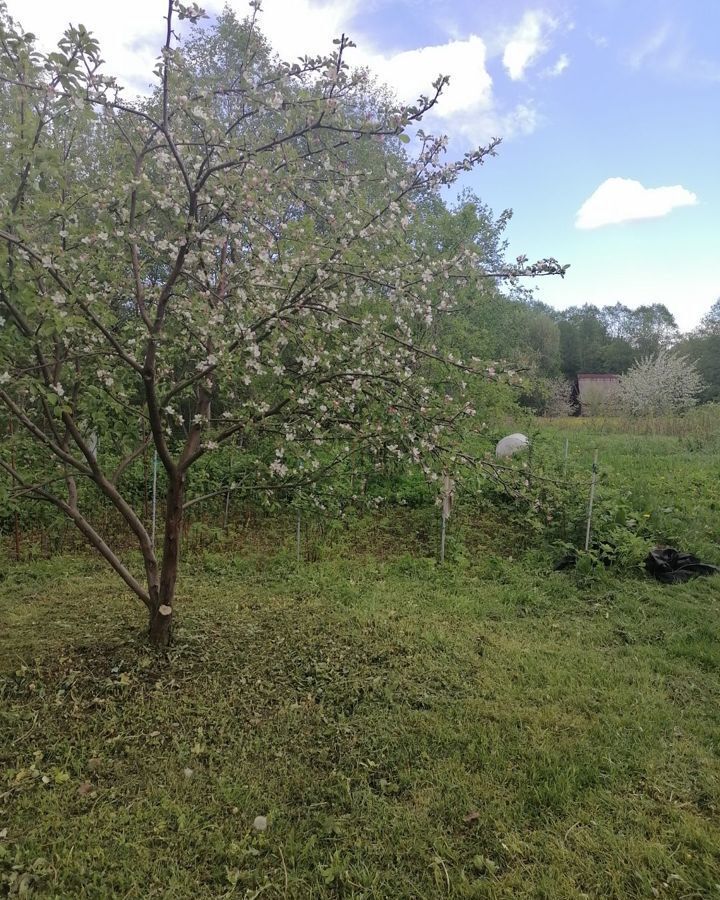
[468,293,720,406]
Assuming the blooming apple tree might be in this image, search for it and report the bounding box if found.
[0,1,566,645]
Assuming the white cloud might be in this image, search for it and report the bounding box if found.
[244,0,359,62]
[547,53,569,77]
[368,36,493,119]
[8,0,362,92]
[6,0,542,146]
[502,10,558,81]
[239,1,531,144]
[452,102,539,146]
[365,37,547,144]
[575,177,698,230]
[6,0,170,92]
[628,23,672,70]
[250,2,500,139]
[627,22,720,84]
[242,2,494,122]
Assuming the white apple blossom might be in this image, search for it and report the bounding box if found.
[0,5,565,646]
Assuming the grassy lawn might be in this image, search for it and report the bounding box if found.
[2,423,720,898]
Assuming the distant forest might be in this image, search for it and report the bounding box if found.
[477,293,720,406]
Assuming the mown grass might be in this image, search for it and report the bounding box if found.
[1,420,720,898]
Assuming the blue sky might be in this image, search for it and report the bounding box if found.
[10,0,720,330]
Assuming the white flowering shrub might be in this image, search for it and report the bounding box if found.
[619,351,704,417]
[543,378,575,417]
[0,2,565,644]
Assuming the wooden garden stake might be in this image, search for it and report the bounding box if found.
[440,473,455,564]
[224,437,242,530]
[584,449,599,552]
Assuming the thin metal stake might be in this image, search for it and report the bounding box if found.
[9,417,20,562]
[584,449,598,552]
[142,421,149,522]
[223,450,233,530]
[223,489,231,530]
[151,449,158,550]
[439,473,454,565]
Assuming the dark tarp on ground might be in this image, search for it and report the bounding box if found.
[645,547,720,583]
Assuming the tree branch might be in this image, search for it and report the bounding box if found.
[0,459,151,605]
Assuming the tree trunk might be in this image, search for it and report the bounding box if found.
[149,602,173,647]
[148,474,185,648]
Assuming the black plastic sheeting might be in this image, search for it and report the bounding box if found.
[645,547,720,584]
